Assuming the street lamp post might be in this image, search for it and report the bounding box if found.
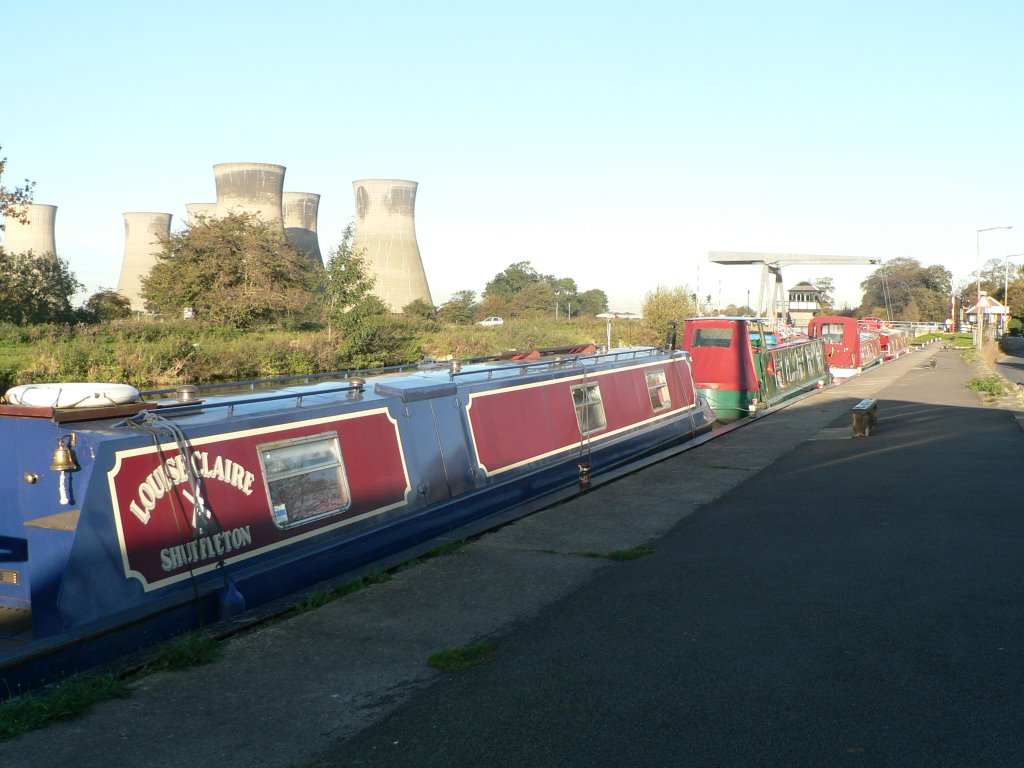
[1003,253,1024,334]
[977,226,1013,347]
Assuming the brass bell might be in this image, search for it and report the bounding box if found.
[50,436,79,472]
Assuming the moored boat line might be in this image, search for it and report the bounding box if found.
[682,317,829,422]
[0,321,929,696]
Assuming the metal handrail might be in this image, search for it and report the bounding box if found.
[448,346,670,380]
[139,363,419,399]
[139,382,366,418]
[136,346,678,415]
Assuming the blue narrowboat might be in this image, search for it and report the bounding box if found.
[0,342,715,694]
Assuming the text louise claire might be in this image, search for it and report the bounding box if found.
[126,450,257,525]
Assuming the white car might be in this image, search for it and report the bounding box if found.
[476,316,504,327]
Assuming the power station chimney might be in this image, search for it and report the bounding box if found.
[186,202,217,226]
[2,203,57,256]
[282,191,323,267]
[352,179,432,311]
[213,162,285,227]
[118,212,172,312]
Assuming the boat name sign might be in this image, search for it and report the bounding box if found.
[126,451,257,525]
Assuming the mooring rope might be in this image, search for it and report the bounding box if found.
[129,409,216,536]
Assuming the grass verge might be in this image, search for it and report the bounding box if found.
[427,641,496,672]
[150,632,222,670]
[575,543,655,561]
[393,539,468,573]
[291,569,391,615]
[0,675,130,740]
[968,375,1007,397]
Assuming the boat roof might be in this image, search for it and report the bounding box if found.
[686,316,770,323]
[114,345,680,424]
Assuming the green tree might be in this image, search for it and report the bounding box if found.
[860,258,952,321]
[80,288,133,323]
[0,251,82,324]
[721,304,755,316]
[142,212,318,328]
[437,290,479,325]
[478,294,514,322]
[335,295,422,368]
[516,281,558,317]
[315,223,421,365]
[812,277,835,310]
[638,285,697,345]
[483,261,546,302]
[1002,262,1024,321]
[402,298,437,320]
[321,223,377,325]
[550,277,579,317]
[575,289,609,316]
[0,146,35,236]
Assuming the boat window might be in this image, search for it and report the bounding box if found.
[690,327,733,348]
[819,323,846,344]
[646,369,671,411]
[258,432,351,529]
[571,382,607,434]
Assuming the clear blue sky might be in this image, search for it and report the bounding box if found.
[3,0,1023,313]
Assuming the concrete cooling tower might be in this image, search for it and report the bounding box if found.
[352,179,432,311]
[117,212,172,312]
[2,203,57,256]
[185,202,217,225]
[213,162,285,227]
[282,191,323,266]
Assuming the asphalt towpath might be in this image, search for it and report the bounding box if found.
[4,343,1022,768]
[994,334,1024,389]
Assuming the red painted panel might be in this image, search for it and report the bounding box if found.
[860,334,883,367]
[667,358,698,409]
[108,411,408,590]
[469,362,692,474]
[810,316,889,371]
[881,329,908,359]
[809,316,857,370]
[468,380,582,472]
[682,319,760,391]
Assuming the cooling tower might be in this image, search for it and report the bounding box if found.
[352,179,432,311]
[282,191,323,266]
[213,162,285,227]
[117,212,172,312]
[185,202,217,225]
[2,203,57,256]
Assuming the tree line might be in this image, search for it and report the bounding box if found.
[4,146,985,331]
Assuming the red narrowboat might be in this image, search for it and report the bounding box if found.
[859,316,909,361]
[807,315,884,381]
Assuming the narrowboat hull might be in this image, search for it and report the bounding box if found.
[0,346,715,694]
